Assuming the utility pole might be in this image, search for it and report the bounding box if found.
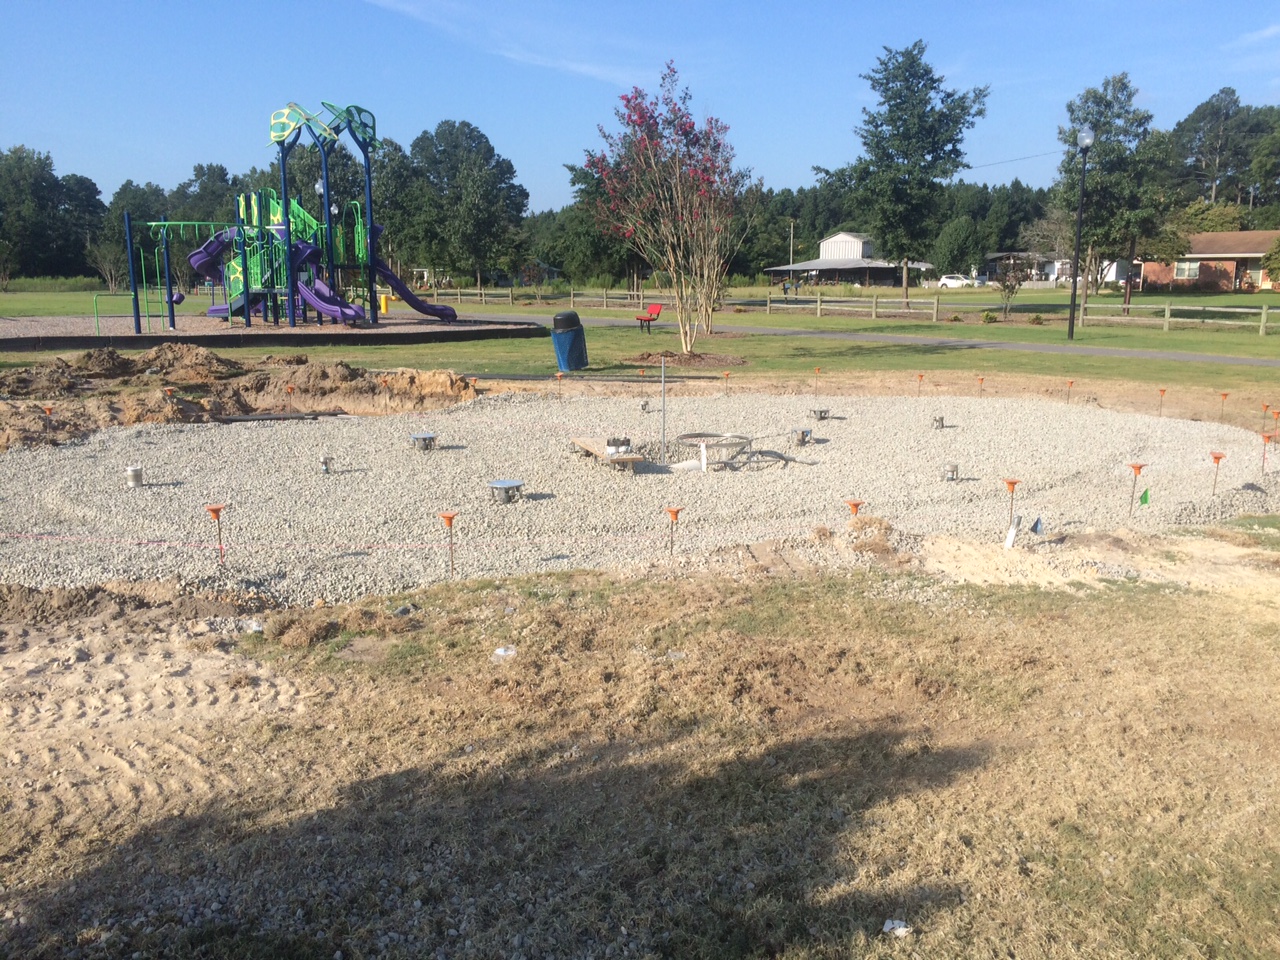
[789,219,795,283]
[1067,126,1095,342]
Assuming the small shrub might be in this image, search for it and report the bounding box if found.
[1028,314,1045,325]
[732,305,746,313]
[981,310,998,324]
[948,314,963,323]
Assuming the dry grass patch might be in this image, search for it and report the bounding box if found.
[6,570,1280,958]
[1205,514,1280,552]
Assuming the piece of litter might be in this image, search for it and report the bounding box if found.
[1030,516,1044,535]
[1004,514,1022,550]
[492,646,517,663]
[882,919,912,937]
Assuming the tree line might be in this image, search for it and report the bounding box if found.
[1,56,1278,294]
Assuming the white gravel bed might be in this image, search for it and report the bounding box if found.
[0,392,1273,604]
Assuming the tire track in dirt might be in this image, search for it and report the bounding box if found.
[1,618,310,865]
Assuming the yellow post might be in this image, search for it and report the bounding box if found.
[379,294,389,314]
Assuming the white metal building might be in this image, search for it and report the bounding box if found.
[818,232,875,259]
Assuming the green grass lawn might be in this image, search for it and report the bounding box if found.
[710,311,1280,357]
[0,289,220,319]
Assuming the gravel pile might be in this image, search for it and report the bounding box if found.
[0,391,1273,605]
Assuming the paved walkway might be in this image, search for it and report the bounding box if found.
[489,313,1280,369]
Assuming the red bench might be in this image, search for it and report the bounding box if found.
[637,303,662,333]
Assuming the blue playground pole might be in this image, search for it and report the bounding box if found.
[304,123,340,290]
[319,143,337,296]
[160,216,176,331]
[257,190,278,325]
[236,206,251,328]
[124,212,141,334]
[278,139,297,328]
[361,147,378,324]
[345,132,379,325]
[333,106,378,324]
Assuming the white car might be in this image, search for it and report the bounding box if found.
[938,275,973,289]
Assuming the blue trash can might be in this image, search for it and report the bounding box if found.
[551,310,588,372]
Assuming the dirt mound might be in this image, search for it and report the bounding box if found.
[0,580,255,627]
[110,393,192,426]
[364,366,478,400]
[0,357,80,398]
[285,360,364,393]
[0,402,69,451]
[135,343,243,382]
[228,364,476,414]
[0,347,475,448]
[0,391,205,451]
[625,350,748,368]
[0,582,151,623]
[199,384,258,417]
[67,348,135,378]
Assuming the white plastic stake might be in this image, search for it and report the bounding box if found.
[1004,514,1022,550]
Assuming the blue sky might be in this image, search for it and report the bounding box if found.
[2,0,1277,213]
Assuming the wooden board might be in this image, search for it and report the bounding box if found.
[571,436,644,469]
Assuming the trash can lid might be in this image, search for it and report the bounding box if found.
[552,310,581,330]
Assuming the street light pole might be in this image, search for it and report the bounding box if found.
[1066,126,1095,342]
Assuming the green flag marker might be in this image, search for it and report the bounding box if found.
[1139,488,1150,506]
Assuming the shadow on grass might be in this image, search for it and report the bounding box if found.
[15,727,986,959]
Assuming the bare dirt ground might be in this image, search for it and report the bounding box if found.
[0,345,475,451]
[2,350,1280,958]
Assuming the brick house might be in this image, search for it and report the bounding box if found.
[1142,230,1280,292]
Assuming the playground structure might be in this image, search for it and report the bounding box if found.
[123,101,457,334]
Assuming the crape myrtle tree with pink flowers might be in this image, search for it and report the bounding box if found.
[584,63,759,354]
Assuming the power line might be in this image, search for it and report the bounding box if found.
[966,150,1061,170]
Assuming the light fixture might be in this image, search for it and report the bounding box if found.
[314,179,324,197]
